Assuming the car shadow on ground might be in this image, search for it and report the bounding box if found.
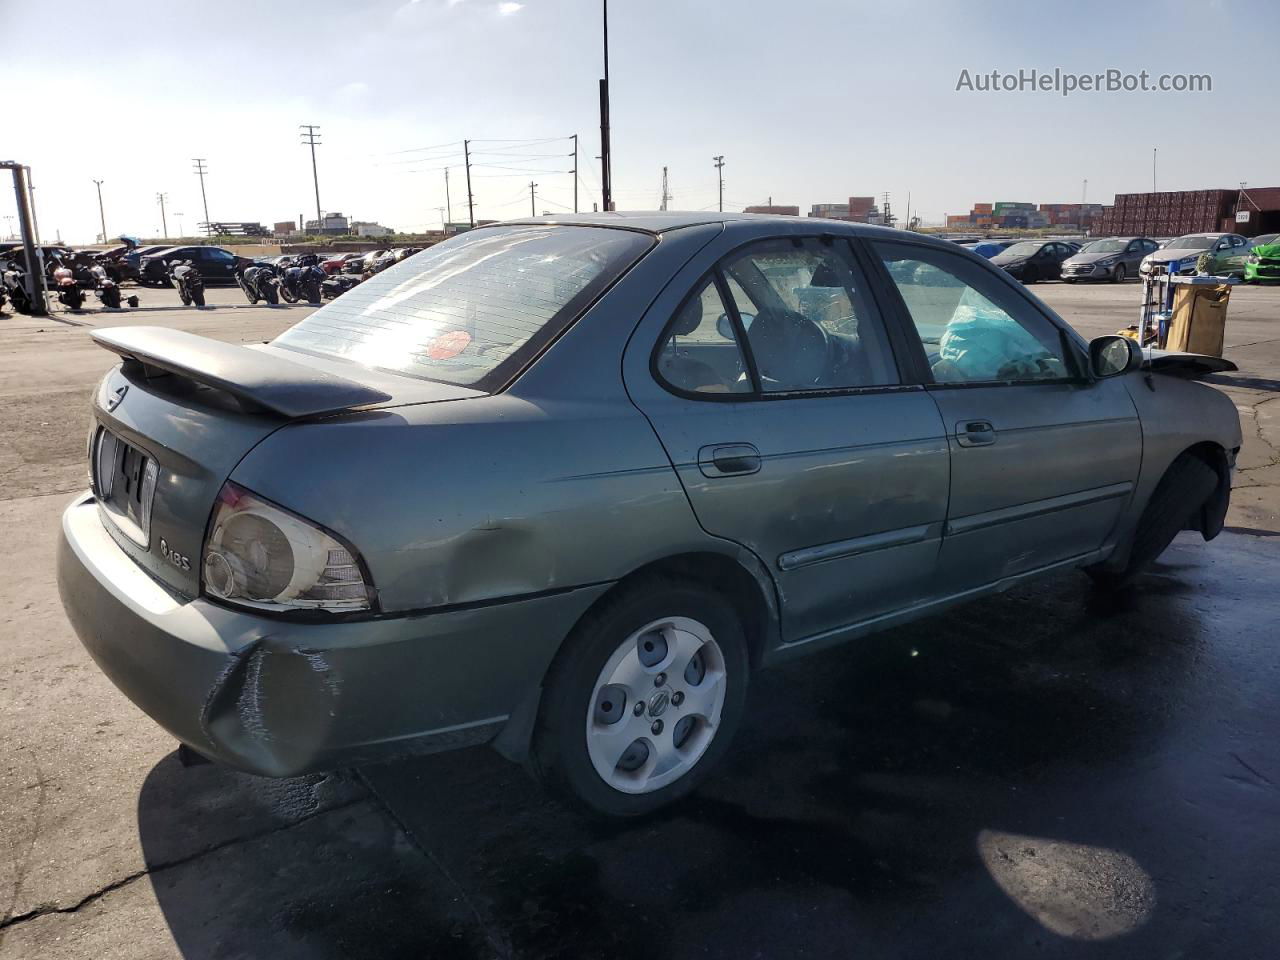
[137,536,1280,960]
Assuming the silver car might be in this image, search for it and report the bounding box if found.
[1062,236,1159,283]
[58,214,1241,816]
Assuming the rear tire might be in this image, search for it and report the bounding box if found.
[263,282,279,305]
[531,577,750,817]
[102,286,121,308]
[191,286,205,307]
[1112,263,1126,283]
[1088,452,1219,588]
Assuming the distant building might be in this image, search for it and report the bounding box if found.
[273,220,297,237]
[303,212,351,235]
[809,202,852,220]
[744,204,799,216]
[352,221,392,238]
[948,201,1102,231]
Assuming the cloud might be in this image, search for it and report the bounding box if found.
[497,2,523,14]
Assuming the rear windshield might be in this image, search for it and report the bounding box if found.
[274,225,653,388]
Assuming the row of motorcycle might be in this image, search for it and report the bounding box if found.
[0,251,139,314]
[234,247,423,307]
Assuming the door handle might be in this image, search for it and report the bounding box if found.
[955,420,997,447]
[698,443,762,478]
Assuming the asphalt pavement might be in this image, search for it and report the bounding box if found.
[1,279,1278,959]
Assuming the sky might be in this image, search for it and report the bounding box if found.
[2,0,1277,243]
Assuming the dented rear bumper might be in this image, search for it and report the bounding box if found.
[57,494,608,777]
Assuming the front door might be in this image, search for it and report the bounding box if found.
[626,235,950,643]
[870,239,1142,594]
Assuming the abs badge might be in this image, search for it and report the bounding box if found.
[426,330,472,360]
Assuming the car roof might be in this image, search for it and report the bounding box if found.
[496,211,954,247]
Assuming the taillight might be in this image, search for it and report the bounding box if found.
[202,482,374,614]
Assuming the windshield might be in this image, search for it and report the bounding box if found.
[1000,242,1043,257]
[1081,239,1127,254]
[274,225,653,388]
[1169,236,1215,251]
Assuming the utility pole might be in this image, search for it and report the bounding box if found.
[92,179,106,243]
[598,0,612,211]
[444,168,452,227]
[174,212,185,237]
[192,159,210,235]
[1082,178,1088,205]
[660,166,670,211]
[572,134,579,213]
[713,156,725,212]
[436,206,447,231]
[1152,147,1158,193]
[464,139,475,227]
[3,162,49,314]
[905,190,911,231]
[299,126,322,228]
[156,192,169,239]
[529,181,538,217]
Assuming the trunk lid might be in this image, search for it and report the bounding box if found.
[89,327,480,597]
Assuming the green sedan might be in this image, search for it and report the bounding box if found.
[1244,233,1280,283]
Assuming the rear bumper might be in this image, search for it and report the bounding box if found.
[57,494,608,776]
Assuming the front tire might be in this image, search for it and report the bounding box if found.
[191,286,206,307]
[1112,263,1127,283]
[263,281,279,305]
[531,577,750,817]
[1088,452,1219,588]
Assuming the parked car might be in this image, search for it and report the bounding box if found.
[58,214,1240,817]
[989,240,1078,283]
[139,246,252,286]
[970,240,1015,259]
[321,252,363,275]
[1061,236,1159,283]
[1244,233,1280,284]
[1139,233,1250,278]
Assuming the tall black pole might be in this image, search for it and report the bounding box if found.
[5,163,48,314]
[530,181,538,217]
[599,0,612,212]
[92,179,106,242]
[713,155,725,212]
[464,140,475,227]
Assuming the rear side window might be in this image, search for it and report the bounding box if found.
[275,225,652,389]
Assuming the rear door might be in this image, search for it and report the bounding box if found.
[869,239,1141,594]
[626,233,949,644]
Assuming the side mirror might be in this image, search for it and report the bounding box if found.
[715,312,755,340]
[1090,335,1141,378]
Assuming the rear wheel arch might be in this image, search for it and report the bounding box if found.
[492,549,780,767]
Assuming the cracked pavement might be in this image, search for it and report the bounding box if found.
[1,282,1277,958]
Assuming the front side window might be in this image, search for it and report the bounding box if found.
[720,239,899,392]
[655,277,751,395]
[874,241,1072,385]
[275,225,652,389]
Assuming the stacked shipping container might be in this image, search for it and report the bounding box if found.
[1091,190,1234,237]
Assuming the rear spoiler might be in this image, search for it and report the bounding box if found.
[1141,350,1238,380]
[92,326,391,418]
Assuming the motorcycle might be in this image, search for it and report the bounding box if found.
[168,260,205,307]
[237,262,281,305]
[1,259,34,314]
[321,273,361,299]
[280,253,324,305]
[50,259,86,310]
[90,263,137,309]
